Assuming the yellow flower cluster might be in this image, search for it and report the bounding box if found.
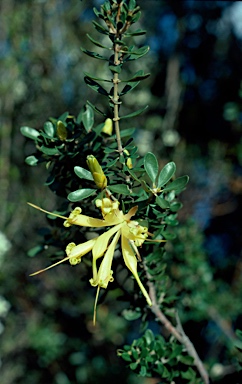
[28,198,164,323]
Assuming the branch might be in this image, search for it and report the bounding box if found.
[144,265,210,384]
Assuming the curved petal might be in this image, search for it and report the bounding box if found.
[30,238,96,276]
[67,238,97,265]
[66,214,110,228]
[92,223,123,260]
[121,235,152,306]
[90,230,121,288]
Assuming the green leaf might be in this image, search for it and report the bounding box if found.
[67,189,96,202]
[128,0,136,10]
[130,362,138,370]
[120,81,140,96]
[125,45,150,61]
[86,100,107,117]
[156,196,170,209]
[139,366,147,377]
[92,20,109,35]
[109,65,122,74]
[74,166,94,181]
[20,126,40,140]
[121,105,148,119]
[84,72,111,82]
[163,175,189,192]
[144,152,158,184]
[81,47,108,60]
[108,184,130,195]
[170,201,183,212]
[82,104,94,132]
[121,353,132,362]
[58,111,69,122]
[40,146,62,155]
[122,70,150,82]
[157,162,176,188]
[122,309,141,321]
[25,155,39,166]
[27,245,44,257]
[93,7,104,19]
[124,29,146,37]
[86,33,111,49]
[44,121,55,137]
[164,215,179,226]
[84,77,109,96]
[144,329,154,345]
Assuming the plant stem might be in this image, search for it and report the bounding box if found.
[144,264,210,384]
[112,2,123,155]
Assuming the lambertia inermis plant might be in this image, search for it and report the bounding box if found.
[20,1,215,383]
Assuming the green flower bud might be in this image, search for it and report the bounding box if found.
[86,155,107,189]
[102,118,113,135]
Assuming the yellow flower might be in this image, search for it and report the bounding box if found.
[28,198,165,324]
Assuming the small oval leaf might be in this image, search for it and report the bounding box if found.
[108,184,130,195]
[157,162,176,188]
[67,188,96,202]
[144,152,158,184]
[25,155,39,166]
[44,121,55,137]
[20,126,40,140]
[82,104,94,132]
[163,175,189,192]
[74,166,94,181]
[156,196,170,209]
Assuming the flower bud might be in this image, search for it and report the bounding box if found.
[86,155,107,189]
[102,118,113,135]
[56,121,67,141]
[126,157,133,169]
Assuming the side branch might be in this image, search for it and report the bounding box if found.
[144,265,210,384]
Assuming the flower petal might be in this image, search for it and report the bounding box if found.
[121,235,152,306]
[90,230,121,288]
[65,213,110,228]
[67,238,97,265]
[92,223,123,260]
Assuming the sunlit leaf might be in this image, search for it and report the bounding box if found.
[74,166,94,181]
[157,162,176,188]
[144,152,158,184]
[162,175,189,192]
[44,122,55,137]
[25,155,39,166]
[108,184,130,195]
[68,188,96,202]
[82,104,94,132]
[20,126,40,140]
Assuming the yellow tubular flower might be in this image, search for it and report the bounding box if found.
[28,198,166,324]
